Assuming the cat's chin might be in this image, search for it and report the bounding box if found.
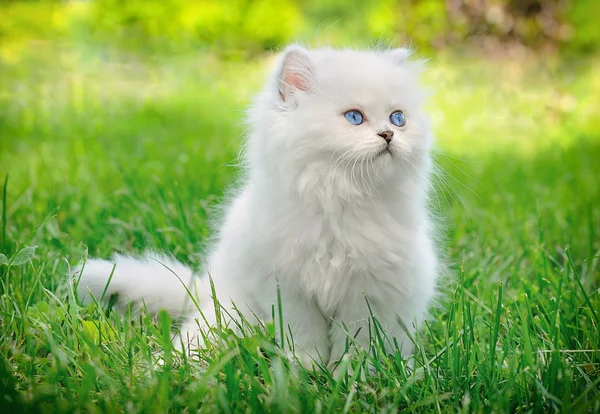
[375,147,393,158]
[368,149,400,179]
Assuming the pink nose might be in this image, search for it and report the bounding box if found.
[378,130,394,144]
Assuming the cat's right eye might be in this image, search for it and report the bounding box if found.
[343,110,364,125]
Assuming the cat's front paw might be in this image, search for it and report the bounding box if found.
[172,331,206,358]
[287,347,324,371]
[328,354,372,382]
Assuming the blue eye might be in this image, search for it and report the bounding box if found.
[344,110,364,125]
[389,111,406,127]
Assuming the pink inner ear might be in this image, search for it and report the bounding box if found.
[285,71,309,92]
[279,48,313,101]
[280,70,310,101]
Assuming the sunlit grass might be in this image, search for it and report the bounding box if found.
[0,42,599,412]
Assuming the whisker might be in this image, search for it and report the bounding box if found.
[366,155,383,200]
[434,164,481,200]
[431,149,482,164]
[404,153,469,217]
[432,153,482,189]
[430,166,471,217]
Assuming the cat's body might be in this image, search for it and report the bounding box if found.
[77,45,440,370]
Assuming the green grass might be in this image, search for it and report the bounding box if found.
[1,42,599,413]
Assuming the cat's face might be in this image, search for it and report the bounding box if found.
[247,46,431,199]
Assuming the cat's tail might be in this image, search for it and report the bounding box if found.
[73,251,206,318]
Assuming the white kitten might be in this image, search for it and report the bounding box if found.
[76,45,439,371]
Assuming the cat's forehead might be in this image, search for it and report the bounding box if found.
[311,49,396,70]
[308,50,421,107]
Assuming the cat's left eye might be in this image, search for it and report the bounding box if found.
[389,111,406,127]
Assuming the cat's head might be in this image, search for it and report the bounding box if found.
[247,45,432,202]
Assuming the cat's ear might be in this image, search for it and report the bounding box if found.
[277,45,315,102]
[384,48,412,65]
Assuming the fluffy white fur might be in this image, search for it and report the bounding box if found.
[76,45,439,370]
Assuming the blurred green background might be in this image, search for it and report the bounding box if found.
[2,0,600,57]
